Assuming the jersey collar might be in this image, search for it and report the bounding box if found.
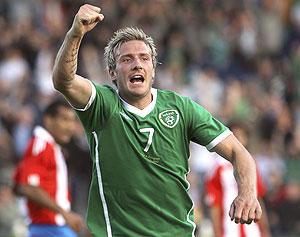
[119,88,157,118]
[34,126,55,144]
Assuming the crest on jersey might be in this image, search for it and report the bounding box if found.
[159,110,179,128]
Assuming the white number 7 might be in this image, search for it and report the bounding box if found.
[139,128,154,152]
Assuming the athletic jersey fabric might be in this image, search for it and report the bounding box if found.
[13,126,71,226]
[75,84,231,237]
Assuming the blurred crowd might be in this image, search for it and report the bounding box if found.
[1,0,300,236]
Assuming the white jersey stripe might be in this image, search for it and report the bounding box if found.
[92,131,112,237]
[54,144,70,225]
[184,169,197,237]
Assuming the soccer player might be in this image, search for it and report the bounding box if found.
[13,100,85,237]
[52,4,262,236]
[204,121,271,237]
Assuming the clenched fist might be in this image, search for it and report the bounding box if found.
[70,4,104,37]
[229,193,262,224]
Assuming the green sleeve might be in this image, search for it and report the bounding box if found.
[75,84,119,132]
[185,98,230,149]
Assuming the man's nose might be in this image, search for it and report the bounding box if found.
[131,58,143,70]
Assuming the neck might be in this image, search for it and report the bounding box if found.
[120,91,153,110]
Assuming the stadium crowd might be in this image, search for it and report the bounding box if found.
[0,0,300,236]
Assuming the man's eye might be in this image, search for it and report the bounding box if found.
[122,58,131,62]
[142,57,150,61]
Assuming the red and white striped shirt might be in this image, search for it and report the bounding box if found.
[14,126,70,225]
[205,156,265,237]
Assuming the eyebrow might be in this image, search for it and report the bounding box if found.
[118,52,151,58]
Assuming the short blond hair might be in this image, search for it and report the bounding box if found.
[104,27,157,71]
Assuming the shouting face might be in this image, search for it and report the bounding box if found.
[110,40,155,108]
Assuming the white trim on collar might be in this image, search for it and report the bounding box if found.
[119,88,157,118]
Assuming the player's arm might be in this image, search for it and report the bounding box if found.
[210,205,222,237]
[13,184,85,232]
[211,134,262,224]
[257,198,272,237]
[52,4,104,109]
[205,168,222,237]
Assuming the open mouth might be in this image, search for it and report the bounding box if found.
[130,75,145,84]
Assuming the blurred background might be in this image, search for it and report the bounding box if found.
[0,0,300,236]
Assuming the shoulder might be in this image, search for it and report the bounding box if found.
[158,89,184,99]
[77,83,119,114]
[15,133,55,178]
[92,83,120,106]
[156,89,210,122]
[157,89,196,106]
[27,126,55,157]
[94,84,118,96]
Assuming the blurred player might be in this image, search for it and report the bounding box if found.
[52,4,262,236]
[13,100,85,237]
[204,121,271,237]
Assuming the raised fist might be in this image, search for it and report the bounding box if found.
[70,4,104,37]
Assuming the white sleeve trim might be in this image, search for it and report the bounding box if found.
[206,129,232,151]
[72,80,96,111]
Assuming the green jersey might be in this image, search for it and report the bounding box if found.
[75,84,231,237]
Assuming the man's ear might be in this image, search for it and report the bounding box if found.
[109,69,116,79]
[109,69,118,87]
[109,69,116,78]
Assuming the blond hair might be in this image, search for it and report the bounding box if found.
[104,27,157,71]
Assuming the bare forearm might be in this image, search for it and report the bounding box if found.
[210,206,222,237]
[213,135,262,223]
[52,5,104,108]
[14,185,64,214]
[14,184,85,232]
[213,135,257,196]
[53,31,83,91]
[53,4,103,91]
[232,147,257,196]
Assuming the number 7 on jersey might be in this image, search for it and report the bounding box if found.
[139,128,154,152]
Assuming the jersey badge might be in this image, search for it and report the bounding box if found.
[159,110,179,128]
